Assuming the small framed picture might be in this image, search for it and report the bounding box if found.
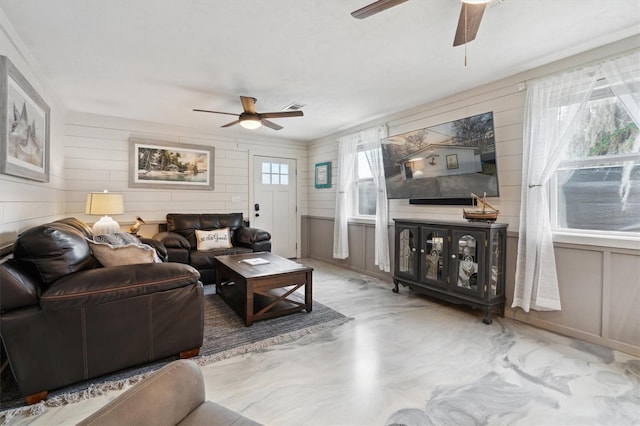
[315,161,331,189]
[446,154,459,170]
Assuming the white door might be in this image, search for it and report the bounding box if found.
[252,156,297,258]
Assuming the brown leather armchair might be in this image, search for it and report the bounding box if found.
[153,213,271,284]
[0,218,204,404]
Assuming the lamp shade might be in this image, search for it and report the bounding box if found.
[85,192,124,235]
[85,192,124,215]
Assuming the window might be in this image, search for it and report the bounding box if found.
[551,83,639,235]
[354,147,376,217]
[261,162,289,185]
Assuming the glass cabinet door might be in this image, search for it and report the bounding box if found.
[451,230,485,296]
[489,229,504,298]
[395,225,419,280]
[420,227,448,288]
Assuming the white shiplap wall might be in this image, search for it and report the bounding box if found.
[0,11,68,248]
[64,112,309,236]
[306,36,640,232]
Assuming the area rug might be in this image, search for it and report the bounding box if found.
[0,286,352,422]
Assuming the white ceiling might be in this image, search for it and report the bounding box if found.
[0,0,638,142]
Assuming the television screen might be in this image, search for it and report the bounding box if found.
[381,111,499,201]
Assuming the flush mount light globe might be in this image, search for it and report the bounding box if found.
[239,115,262,129]
[461,0,491,3]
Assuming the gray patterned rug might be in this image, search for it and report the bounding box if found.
[0,285,351,421]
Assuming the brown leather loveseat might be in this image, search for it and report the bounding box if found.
[153,213,271,284]
[0,218,204,404]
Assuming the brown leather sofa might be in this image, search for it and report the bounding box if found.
[0,218,204,404]
[153,213,271,284]
[78,359,262,426]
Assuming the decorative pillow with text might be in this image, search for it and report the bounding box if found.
[195,228,233,250]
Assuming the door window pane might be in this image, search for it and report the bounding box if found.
[261,162,290,186]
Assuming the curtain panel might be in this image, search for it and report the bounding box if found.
[333,125,390,272]
[514,50,640,312]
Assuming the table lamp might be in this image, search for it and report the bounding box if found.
[85,191,125,235]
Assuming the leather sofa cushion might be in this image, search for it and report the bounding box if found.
[13,222,99,288]
[189,246,253,269]
[40,262,200,310]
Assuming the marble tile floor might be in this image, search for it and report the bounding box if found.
[6,258,640,425]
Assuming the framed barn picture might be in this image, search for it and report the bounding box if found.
[0,56,50,182]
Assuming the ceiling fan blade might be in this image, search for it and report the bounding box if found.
[261,120,283,131]
[221,120,241,128]
[193,108,238,117]
[351,0,408,19]
[453,3,486,47]
[240,96,257,114]
[260,111,304,119]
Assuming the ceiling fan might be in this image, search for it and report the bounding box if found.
[193,96,303,130]
[351,0,491,47]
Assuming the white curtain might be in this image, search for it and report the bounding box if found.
[514,50,640,312]
[333,133,359,259]
[333,125,390,270]
[601,52,640,209]
[362,125,390,271]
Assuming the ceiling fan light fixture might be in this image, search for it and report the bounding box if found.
[240,117,262,129]
[461,0,491,4]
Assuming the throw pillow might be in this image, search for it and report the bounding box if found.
[195,228,233,250]
[87,240,158,267]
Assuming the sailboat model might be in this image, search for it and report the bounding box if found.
[463,192,500,222]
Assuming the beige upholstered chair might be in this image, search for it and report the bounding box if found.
[78,360,262,426]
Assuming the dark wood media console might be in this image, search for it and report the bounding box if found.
[392,219,507,324]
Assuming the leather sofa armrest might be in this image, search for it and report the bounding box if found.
[153,232,191,263]
[0,259,40,311]
[40,263,201,310]
[235,227,271,245]
[153,232,191,250]
[139,237,168,262]
[235,227,271,252]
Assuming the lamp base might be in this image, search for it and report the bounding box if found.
[92,215,121,235]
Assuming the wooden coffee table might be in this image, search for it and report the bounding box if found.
[214,252,313,326]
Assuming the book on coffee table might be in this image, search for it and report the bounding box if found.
[240,258,270,266]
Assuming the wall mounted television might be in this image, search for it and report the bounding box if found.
[381,111,499,204]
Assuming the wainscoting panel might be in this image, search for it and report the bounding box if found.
[303,215,639,356]
[608,252,640,347]
[304,216,393,281]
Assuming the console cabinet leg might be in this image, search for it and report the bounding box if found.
[482,307,493,325]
